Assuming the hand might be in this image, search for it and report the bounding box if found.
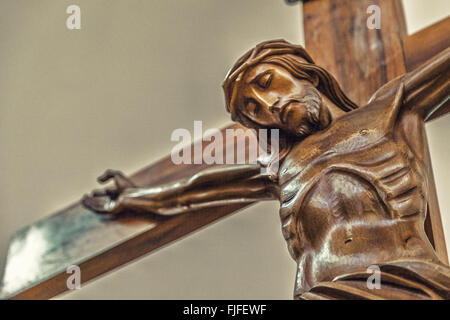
[82,193,124,214]
[82,169,136,214]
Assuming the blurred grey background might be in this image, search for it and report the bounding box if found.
[0,0,449,299]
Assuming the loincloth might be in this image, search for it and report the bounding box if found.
[298,260,450,300]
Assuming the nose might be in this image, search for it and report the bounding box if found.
[249,87,281,114]
[268,98,281,113]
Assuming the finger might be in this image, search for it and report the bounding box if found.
[92,188,119,198]
[97,169,120,183]
[92,189,108,197]
[114,174,136,190]
[82,194,114,214]
[105,188,121,198]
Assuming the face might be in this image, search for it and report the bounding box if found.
[236,63,322,138]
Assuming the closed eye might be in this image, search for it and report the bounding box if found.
[254,71,272,89]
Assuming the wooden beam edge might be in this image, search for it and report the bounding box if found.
[3,202,254,300]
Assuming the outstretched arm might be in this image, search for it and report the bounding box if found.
[368,47,449,121]
[403,46,450,120]
[82,164,278,215]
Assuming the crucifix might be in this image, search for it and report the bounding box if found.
[1,0,449,299]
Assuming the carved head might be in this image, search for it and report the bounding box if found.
[223,40,358,138]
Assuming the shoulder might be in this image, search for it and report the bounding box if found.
[367,74,406,105]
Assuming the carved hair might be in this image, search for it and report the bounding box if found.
[223,39,358,124]
[222,40,358,181]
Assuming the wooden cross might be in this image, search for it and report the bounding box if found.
[1,0,449,299]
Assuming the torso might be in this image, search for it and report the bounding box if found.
[277,86,439,294]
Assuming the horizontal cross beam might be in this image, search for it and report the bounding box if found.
[0,124,258,299]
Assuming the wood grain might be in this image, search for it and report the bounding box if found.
[404,17,450,122]
[303,0,407,106]
[404,17,450,73]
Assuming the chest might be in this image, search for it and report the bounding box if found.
[277,111,428,220]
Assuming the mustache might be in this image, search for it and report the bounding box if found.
[277,89,322,129]
[234,86,322,139]
[277,84,321,105]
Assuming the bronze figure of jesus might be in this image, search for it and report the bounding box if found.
[83,40,450,300]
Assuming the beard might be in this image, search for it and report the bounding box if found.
[279,85,323,138]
